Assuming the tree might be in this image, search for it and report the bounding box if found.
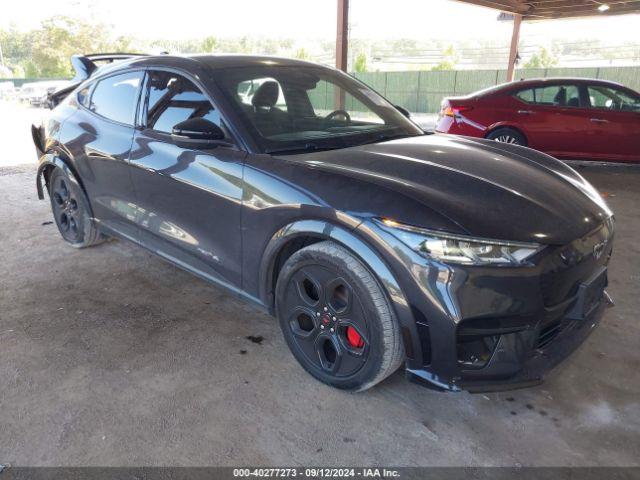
[354,52,367,73]
[23,61,38,78]
[524,47,559,68]
[295,48,309,60]
[0,15,144,78]
[11,65,26,77]
[0,26,34,76]
[202,36,218,53]
[431,45,458,71]
[25,16,136,77]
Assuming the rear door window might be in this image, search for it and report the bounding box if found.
[89,71,143,125]
[515,84,581,107]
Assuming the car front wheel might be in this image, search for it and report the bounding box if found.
[275,241,404,391]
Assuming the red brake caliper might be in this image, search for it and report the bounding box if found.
[346,326,364,348]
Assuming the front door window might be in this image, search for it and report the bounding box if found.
[146,71,223,133]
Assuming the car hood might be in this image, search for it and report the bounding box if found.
[282,134,611,245]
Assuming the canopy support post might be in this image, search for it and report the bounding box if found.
[335,0,349,109]
[507,13,522,82]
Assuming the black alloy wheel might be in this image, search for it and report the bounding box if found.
[48,167,103,248]
[276,241,404,391]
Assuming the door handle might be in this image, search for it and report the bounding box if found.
[590,118,609,123]
[517,110,534,115]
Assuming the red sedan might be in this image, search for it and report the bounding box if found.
[435,78,640,163]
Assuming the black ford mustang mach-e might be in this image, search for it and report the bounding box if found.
[32,53,614,392]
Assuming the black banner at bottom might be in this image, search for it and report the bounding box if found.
[0,467,639,480]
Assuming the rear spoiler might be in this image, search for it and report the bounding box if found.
[71,53,149,81]
[47,52,149,108]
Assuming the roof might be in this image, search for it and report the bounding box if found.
[448,76,628,98]
[489,77,627,93]
[188,54,326,69]
[67,53,334,89]
[511,77,624,86]
[120,53,322,71]
[453,0,640,20]
[81,53,325,81]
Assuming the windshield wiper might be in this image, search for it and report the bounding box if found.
[265,143,344,155]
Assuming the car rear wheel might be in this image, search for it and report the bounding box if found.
[486,127,527,146]
[48,168,105,248]
[275,241,404,391]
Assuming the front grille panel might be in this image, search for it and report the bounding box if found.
[540,220,613,307]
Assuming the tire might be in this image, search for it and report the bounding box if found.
[48,167,105,248]
[275,241,404,391]
[486,127,527,146]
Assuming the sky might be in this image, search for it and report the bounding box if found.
[2,0,639,44]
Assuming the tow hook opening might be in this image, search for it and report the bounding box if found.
[457,334,500,369]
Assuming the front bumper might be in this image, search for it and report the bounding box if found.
[407,294,609,392]
[358,218,614,392]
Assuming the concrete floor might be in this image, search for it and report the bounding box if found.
[0,104,639,467]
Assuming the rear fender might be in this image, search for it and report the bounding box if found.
[31,124,45,156]
[35,154,89,218]
[485,122,528,141]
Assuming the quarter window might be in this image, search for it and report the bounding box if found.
[515,88,534,103]
[146,71,222,133]
[515,85,581,107]
[89,71,143,125]
[77,84,91,107]
[587,86,640,112]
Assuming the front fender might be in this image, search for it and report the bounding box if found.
[258,219,420,363]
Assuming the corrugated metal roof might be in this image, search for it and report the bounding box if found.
[453,1,640,20]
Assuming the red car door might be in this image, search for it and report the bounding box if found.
[512,83,592,158]
[583,84,640,163]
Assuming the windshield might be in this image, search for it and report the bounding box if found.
[215,65,423,153]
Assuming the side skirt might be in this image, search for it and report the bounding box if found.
[97,222,269,315]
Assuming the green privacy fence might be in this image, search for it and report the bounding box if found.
[353,66,640,114]
[4,66,639,113]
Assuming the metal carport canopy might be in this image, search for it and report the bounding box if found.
[335,0,640,81]
[452,1,640,20]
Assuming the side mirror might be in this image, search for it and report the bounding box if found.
[171,118,227,146]
[395,105,411,118]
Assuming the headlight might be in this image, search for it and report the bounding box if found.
[378,219,543,266]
